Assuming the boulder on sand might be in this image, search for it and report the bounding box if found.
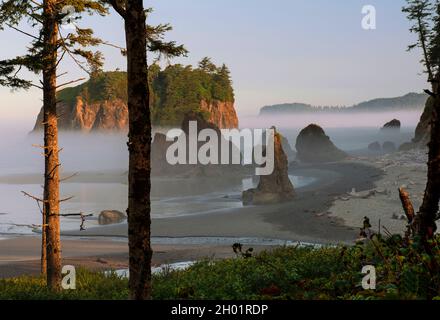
[242,129,295,205]
[98,210,126,225]
[295,124,347,163]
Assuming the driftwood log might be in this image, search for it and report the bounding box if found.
[398,187,415,223]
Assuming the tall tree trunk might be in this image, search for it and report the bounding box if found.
[43,0,62,291]
[418,76,440,240]
[124,0,152,300]
[41,211,47,275]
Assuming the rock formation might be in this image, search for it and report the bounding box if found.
[242,130,295,205]
[33,98,129,132]
[413,96,434,147]
[152,111,246,177]
[368,141,382,152]
[200,100,238,129]
[33,97,238,132]
[98,210,126,225]
[280,135,296,162]
[382,141,396,153]
[295,124,347,163]
[32,70,239,132]
[381,119,401,131]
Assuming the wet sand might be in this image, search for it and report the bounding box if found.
[0,236,269,278]
[0,160,383,278]
[61,162,382,244]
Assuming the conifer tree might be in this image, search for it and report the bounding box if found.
[105,1,186,299]
[403,0,440,240]
[0,0,106,290]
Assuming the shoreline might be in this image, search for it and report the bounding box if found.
[0,160,384,277]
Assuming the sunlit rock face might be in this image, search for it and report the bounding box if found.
[33,98,238,132]
[295,124,347,163]
[200,100,239,129]
[242,131,295,205]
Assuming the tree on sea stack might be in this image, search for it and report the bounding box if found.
[105,1,186,299]
[0,0,106,290]
[403,0,440,242]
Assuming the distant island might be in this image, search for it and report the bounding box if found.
[259,92,428,115]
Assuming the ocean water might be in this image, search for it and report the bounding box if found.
[0,175,315,235]
[0,122,416,236]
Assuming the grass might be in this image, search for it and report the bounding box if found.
[1,235,440,300]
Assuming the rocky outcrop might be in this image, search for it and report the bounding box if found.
[98,210,126,225]
[382,141,396,153]
[242,130,295,205]
[200,100,238,129]
[368,141,381,152]
[33,98,237,132]
[413,96,434,147]
[152,111,246,177]
[280,135,296,162]
[33,97,129,132]
[295,124,347,163]
[381,119,401,131]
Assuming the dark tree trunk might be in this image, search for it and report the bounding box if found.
[418,92,440,239]
[417,75,440,240]
[41,211,47,275]
[43,0,62,291]
[124,0,152,300]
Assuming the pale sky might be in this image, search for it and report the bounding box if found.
[0,0,429,132]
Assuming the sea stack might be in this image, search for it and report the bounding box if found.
[242,130,295,205]
[381,119,401,131]
[295,124,347,163]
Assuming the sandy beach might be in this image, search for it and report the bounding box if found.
[329,149,429,234]
[0,158,389,277]
[1,148,429,278]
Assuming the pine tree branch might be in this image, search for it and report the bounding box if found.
[21,191,46,203]
[56,77,85,89]
[6,23,39,40]
[107,0,126,19]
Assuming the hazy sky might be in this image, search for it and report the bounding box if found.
[0,0,430,130]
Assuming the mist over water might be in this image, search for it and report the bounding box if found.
[0,110,423,235]
[0,130,129,175]
[240,110,422,151]
[240,110,423,129]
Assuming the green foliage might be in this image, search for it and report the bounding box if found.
[0,268,128,300]
[0,0,107,89]
[57,71,127,105]
[153,236,440,300]
[402,0,440,78]
[151,60,234,126]
[2,236,440,300]
[57,59,235,126]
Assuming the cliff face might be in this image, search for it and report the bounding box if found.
[413,96,434,147]
[33,98,238,132]
[200,100,238,129]
[33,67,239,131]
[33,98,129,132]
